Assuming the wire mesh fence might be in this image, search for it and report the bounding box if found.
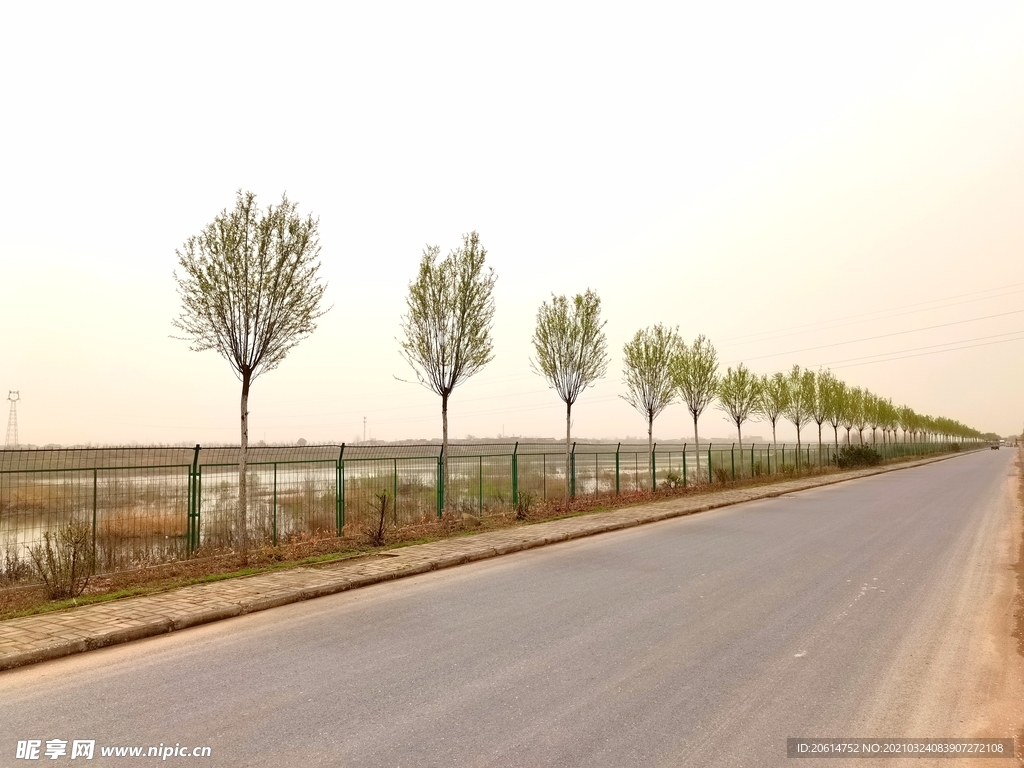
[0,439,963,580]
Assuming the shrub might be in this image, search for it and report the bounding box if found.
[363,491,392,547]
[662,471,684,490]
[1,545,34,587]
[713,467,731,484]
[514,491,536,521]
[837,445,882,469]
[28,519,93,599]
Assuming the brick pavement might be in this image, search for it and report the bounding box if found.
[0,452,969,672]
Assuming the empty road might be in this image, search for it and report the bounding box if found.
[1,450,1020,767]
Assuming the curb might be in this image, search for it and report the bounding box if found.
[0,449,980,672]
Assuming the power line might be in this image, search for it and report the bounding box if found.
[731,309,1024,364]
[716,280,1024,344]
[810,329,1024,367]
[827,334,1024,370]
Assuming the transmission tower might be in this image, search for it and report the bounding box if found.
[5,391,19,448]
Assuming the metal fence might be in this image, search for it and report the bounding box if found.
[0,439,963,577]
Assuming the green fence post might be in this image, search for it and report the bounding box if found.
[512,441,519,507]
[92,468,98,571]
[437,453,444,519]
[682,444,687,487]
[651,443,657,491]
[731,444,735,480]
[393,457,399,515]
[751,443,755,477]
[189,444,200,554]
[542,453,547,500]
[615,442,620,494]
[478,455,483,514]
[708,444,712,484]
[337,444,346,534]
[595,452,599,496]
[272,462,278,546]
[570,442,576,498]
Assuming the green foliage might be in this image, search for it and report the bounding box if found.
[399,232,496,399]
[672,334,719,427]
[621,324,682,434]
[531,289,608,499]
[173,190,328,381]
[716,363,760,445]
[783,365,816,438]
[836,445,882,469]
[531,289,609,406]
[757,372,790,443]
[29,519,93,600]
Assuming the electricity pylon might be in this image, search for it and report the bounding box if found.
[5,391,19,448]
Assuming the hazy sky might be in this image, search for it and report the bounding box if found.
[1,2,1022,446]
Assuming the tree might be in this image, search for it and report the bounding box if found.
[757,372,790,445]
[716,364,761,453]
[531,290,608,501]
[621,324,682,483]
[399,232,496,510]
[825,378,847,449]
[783,365,815,463]
[842,387,863,444]
[672,335,719,480]
[811,370,836,453]
[174,190,328,560]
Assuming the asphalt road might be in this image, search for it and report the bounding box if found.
[1,450,1018,767]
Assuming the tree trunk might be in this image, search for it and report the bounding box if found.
[772,420,777,445]
[239,369,251,563]
[565,400,572,502]
[441,390,449,516]
[647,413,654,487]
[692,413,701,481]
[796,424,802,469]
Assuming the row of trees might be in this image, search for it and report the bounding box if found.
[620,326,982,481]
[172,195,986,554]
[396,235,983,497]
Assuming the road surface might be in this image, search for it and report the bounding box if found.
[1,450,1020,767]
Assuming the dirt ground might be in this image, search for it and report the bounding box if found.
[969,446,1024,764]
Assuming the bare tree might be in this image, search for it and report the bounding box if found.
[399,232,496,510]
[716,363,761,452]
[174,190,328,560]
[672,335,719,480]
[621,324,682,482]
[757,372,790,445]
[531,290,608,501]
[784,365,816,464]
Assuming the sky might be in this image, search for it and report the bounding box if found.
[1,2,1022,447]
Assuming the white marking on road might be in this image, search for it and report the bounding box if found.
[794,650,807,657]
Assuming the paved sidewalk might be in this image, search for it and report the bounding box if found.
[0,452,969,672]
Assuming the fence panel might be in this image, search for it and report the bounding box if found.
[0,439,973,580]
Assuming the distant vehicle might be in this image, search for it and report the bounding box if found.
[991,442,1000,450]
